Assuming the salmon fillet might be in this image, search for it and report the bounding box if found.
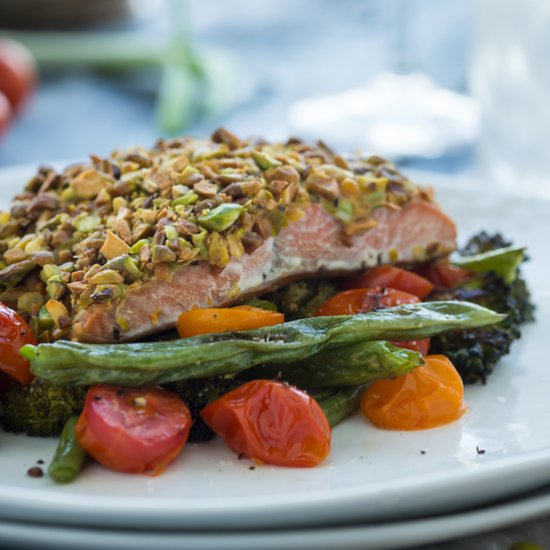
[74,200,455,342]
[0,129,456,343]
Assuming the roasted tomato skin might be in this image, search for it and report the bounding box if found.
[75,385,192,475]
[0,302,37,384]
[177,306,284,338]
[316,287,430,355]
[201,380,331,467]
[362,354,467,430]
[418,261,472,289]
[343,266,434,299]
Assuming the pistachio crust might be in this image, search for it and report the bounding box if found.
[0,129,428,341]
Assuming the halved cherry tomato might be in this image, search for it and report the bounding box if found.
[201,380,331,467]
[361,355,467,430]
[0,39,37,112]
[418,261,472,289]
[316,287,430,355]
[343,266,434,299]
[0,302,37,384]
[177,305,284,338]
[75,385,192,475]
[316,287,421,316]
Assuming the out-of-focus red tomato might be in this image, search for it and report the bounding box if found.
[0,302,37,384]
[0,38,37,112]
[0,92,11,137]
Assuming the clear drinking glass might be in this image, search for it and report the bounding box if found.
[470,0,550,197]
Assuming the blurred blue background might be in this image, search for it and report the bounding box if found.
[0,0,473,173]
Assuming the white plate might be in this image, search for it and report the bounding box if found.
[1,483,550,550]
[0,165,549,531]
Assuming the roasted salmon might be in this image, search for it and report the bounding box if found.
[0,129,456,343]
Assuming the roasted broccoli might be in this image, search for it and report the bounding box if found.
[263,279,338,320]
[169,377,241,442]
[0,378,86,437]
[430,232,534,384]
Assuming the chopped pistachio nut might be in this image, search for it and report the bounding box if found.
[100,230,130,260]
[45,299,69,326]
[197,204,244,232]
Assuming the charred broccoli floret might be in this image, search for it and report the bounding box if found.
[460,231,512,255]
[169,377,241,442]
[263,279,338,320]
[0,378,86,437]
[430,232,534,384]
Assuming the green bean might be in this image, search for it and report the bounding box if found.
[48,416,87,484]
[244,340,423,388]
[21,301,504,387]
[318,386,365,427]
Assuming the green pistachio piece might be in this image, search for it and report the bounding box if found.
[87,269,125,286]
[128,239,149,254]
[335,198,354,224]
[103,254,142,283]
[197,204,244,232]
[40,264,60,283]
[0,260,36,287]
[38,306,54,330]
[17,291,44,313]
[172,193,199,207]
[164,225,179,241]
[46,277,66,300]
[192,230,208,259]
[152,245,176,264]
[252,151,282,170]
[73,213,101,233]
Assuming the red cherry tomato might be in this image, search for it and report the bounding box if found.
[343,265,434,299]
[418,261,472,289]
[75,385,192,475]
[0,302,37,384]
[362,355,467,430]
[316,287,430,355]
[0,92,11,137]
[0,39,37,112]
[201,380,331,467]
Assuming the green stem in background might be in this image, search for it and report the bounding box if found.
[48,416,87,484]
[21,301,504,387]
[318,386,365,427]
[452,246,525,283]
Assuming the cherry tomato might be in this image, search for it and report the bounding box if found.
[316,287,430,355]
[343,265,434,299]
[0,39,37,112]
[0,92,11,137]
[201,380,331,467]
[75,385,192,475]
[361,355,467,430]
[418,261,472,289]
[0,302,37,384]
[177,305,284,338]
